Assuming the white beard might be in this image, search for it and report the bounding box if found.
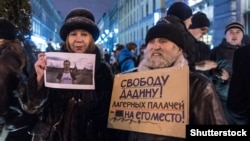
[137,54,188,71]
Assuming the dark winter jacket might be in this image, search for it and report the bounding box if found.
[0,41,25,115]
[18,46,114,141]
[189,35,211,63]
[209,39,241,101]
[227,45,250,124]
[190,35,211,76]
[0,40,37,140]
[114,55,227,141]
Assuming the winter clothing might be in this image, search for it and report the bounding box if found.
[117,47,136,73]
[225,21,244,34]
[0,41,24,116]
[146,24,184,49]
[243,34,250,45]
[18,46,114,141]
[189,12,210,29]
[0,17,17,40]
[114,23,227,141]
[188,11,212,75]
[167,2,192,21]
[0,18,37,141]
[17,8,114,141]
[0,40,37,141]
[209,39,243,124]
[60,8,100,41]
[123,52,227,141]
[209,39,238,101]
[164,2,195,71]
[157,15,197,72]
[227,45,250,124]
[192,39,211,76]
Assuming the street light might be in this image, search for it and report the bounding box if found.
[96,28,119,52]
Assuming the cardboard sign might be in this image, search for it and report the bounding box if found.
[108,66,189,138]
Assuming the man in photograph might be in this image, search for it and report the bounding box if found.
[56,60,77,84]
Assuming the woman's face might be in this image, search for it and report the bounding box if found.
[67,29,92,53]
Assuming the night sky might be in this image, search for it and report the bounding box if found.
[51,0,115,22]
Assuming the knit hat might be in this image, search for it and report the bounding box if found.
[189,12,210,29]
[0,17,17,40]
[146,24,184,49]
[167,2,192,21]
[60,8,100,41]
[225,21,244,34]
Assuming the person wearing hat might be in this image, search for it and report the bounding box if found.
[114,23,227,141]
[188,12,210,40]
[157,2,198,72]
[209,21,245,124]
[0,17,38,141]
[17,8,114,141]
[188,12,217,75]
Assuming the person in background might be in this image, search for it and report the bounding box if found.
[188,12,217,75]
[18,8,114,141]
[157,2,197,72]
[109,50,116,65]
[117,23,226,141]
[114,44,125,60]
[227,44,250,125]
[135,43,146,67]
[56,60,77,84]
[209,21,245,124]
[46,38,55,52]
[117,42,137,73]
[0,17,37,141]
[110,44,125,74]
[103,49,111,63]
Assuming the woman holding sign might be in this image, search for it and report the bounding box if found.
[18,8,114,141]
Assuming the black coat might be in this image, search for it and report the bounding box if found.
[227,45,250,124]
[209,39,240,101]
[0,40,37,140]
[0,41,24,115]
[18,46,114,141]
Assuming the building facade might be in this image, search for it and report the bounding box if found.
[117,0,166,50]
[30,0,63,51]
[97,0,250,52]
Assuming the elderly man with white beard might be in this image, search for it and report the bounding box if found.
[119,23,228,141]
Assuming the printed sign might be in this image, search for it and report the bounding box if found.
[108,66,189,138]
